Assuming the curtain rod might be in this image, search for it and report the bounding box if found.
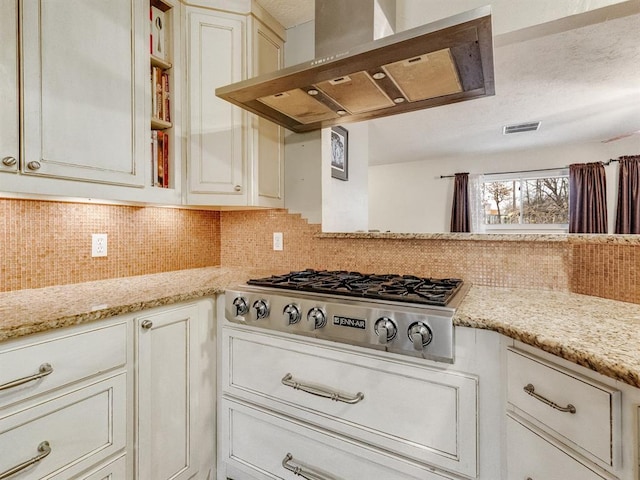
[439,158,622,179]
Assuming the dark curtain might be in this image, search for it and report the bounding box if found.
[450,172,470,233]
[615,155,640,234]
[569,162,608,233]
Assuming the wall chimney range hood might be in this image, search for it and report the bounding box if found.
[215,4,494,133]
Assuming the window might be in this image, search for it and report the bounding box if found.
[481,170,569,229]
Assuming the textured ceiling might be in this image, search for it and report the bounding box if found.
[252,1,639,164]
[256,0,314,28]
[367,11,640,165]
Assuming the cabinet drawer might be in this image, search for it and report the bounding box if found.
[0,374,126,480]
[507,348,620,467]
[507,415,615,480]
[222,328,478,477]
[0,321,127,409]
[72,455,127,480]
[220,398,453,480]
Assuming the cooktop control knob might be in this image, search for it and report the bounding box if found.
[374,317,397,344]
[283,304,301,325]
[252,299,270,319]
[232,297,249,316]
[408,322,433,350]
[307,307,327,331]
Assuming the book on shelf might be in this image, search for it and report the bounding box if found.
[150,130,169,188]
[151,66,170,123]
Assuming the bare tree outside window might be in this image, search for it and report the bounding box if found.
[482,175,569,226]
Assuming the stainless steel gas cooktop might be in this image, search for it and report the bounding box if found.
[226,270,470,363]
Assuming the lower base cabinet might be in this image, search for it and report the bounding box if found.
[134,299,216,480]
[0,298,216,480]
[220,398,454,480]
[507,415,615,480]
[135,304,199,480]
[73,455,127,480]
[217,322,492,480]
[506,344,640,480]
[0,375,126,480]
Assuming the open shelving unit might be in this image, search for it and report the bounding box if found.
[150,0,174,190]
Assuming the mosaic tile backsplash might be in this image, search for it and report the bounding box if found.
[0,199,220,291]
[1,200,638,304]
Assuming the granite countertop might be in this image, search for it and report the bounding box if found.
[316,232,640,244]
[1,266,639,388]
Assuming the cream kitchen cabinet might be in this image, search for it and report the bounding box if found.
[0,318,129,480]
[246,12,285,208]
[19,0,146,189]
[185,7,246,205]
[506,344,640,480]
[185,4,285,207]
[0,0,180,205]
[0,0,19,176]
[134,299,217,480]
[219,324,485,480]
[0,298,216,480]
[221,398,457,480]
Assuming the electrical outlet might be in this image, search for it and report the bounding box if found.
[91,233,108,257]
[273,232,283,251]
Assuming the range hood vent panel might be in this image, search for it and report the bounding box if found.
[316,72,395,114]
[216,6,494,133]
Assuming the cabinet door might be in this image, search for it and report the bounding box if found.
[0,0,19,174]
[135,304,199,480]
[21,0,146,186]
[186,9,246,204]
[249,19,284,207]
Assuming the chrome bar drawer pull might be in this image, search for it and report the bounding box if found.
[523,383,576,414]
[281,373,364,404]
[0,363,53,392]
[0,441,52,479]
[282,453,335,480]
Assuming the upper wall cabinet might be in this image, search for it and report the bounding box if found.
[247,14,285,208]
[21,0,147,187]
[0,0,19,175]
[0,0,180,205]
[185,7,247,205]
[185,4,285,207]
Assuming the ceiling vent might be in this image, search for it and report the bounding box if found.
[503,122,541,134]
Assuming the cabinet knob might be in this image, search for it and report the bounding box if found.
[2,156,17,167]
[234,185,242,192]
[141,320,153,330]
[26,160,41,171]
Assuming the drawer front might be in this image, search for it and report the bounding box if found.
[0,321,127,409]
[507,415,614,480]
[507,348,620,467]
[220,398,454,480]
[73,455,127,480]
[0,374,127,480]
[222,327,478,477]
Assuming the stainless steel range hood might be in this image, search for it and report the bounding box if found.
[216,3,494,133]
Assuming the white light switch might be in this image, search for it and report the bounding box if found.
[273,232,283,251]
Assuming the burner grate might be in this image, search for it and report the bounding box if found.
[247,270,463,306]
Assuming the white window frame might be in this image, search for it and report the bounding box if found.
[481,168,569,233]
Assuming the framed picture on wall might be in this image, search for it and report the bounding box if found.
[331,126,348,181]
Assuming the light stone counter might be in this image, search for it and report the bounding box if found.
[1,267,638,388]
[317,232,640,244]
[455,286,640,388]
[0,267,268,341]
